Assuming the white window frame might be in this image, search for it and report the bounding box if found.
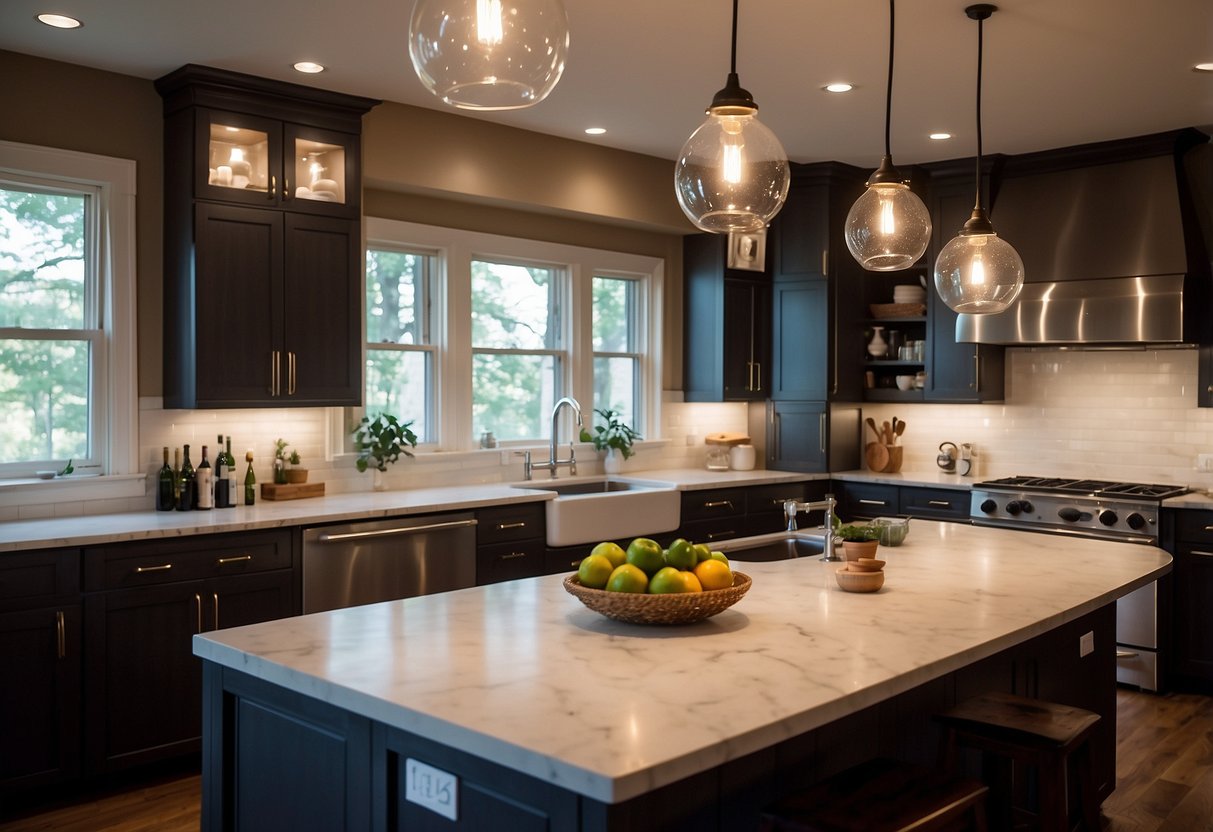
[588,271,647,429]
[0,140,138,487]
[349,217,662,453]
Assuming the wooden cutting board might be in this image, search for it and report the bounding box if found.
[865,442,890,472]
[260,482,325,501]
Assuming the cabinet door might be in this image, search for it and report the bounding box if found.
[284,124,362,219]
[208,571,295,632]
[0,605,81,790]
[722,279,770,400]
[476,541,546,586]
[85,581,206,773]
[194,109,284,207]
[283,214,362,406]
[771,280,828,400]
[767,401,827,473]
[833,481,899,520]
[898,486,970,521]
[773,182,829,281]
[1174,543,1213,683]
[191,203,283,407]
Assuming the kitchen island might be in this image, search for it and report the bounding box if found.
[193,520,1170,831]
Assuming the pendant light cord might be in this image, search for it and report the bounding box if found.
[973,14,985,212]
[884,0,895,158]
[729,0,739,75]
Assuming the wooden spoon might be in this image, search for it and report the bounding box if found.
[894,420,907,442]
[865,441,890,472]
[882,420,892,444]
[866,417,881,442]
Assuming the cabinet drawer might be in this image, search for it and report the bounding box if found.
[679,517,747,545]
[0,549,80,608]
[835,483,898,520]
[899,487,970,521]
[1173,510,1213,543]
[476,540,545,586]
[476,504,545,546]
[84,530,292,591]
[744,483,811,516]
[681,489,747,523]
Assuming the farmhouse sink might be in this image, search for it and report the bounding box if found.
[712,531,827,562]
[512,477,680,547]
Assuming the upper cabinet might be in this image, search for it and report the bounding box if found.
[683,234,772,402]
[156,65,378,409]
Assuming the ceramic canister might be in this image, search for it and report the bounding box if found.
[729,444,756,470]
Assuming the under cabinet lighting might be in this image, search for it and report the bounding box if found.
[824,83,854,93]
[293,61,326,74]
[36,13,82,28]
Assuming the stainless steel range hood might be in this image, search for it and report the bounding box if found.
[957,130,1211,347]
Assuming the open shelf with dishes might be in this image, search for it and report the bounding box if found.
[860,267,929,400]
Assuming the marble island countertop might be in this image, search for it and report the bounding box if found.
[0,468,819,554]
[194,520,1170,804]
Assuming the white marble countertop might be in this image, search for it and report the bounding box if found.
[0,468,817,553]
[193,520,1170,804]
[831,469,977,489]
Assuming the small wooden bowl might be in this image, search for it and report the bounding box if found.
[849,558,886,572]
[835,566,885,593]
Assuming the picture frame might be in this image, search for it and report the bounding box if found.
[727,228,767,271]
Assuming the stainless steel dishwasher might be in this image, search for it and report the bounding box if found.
[301,512,478,614]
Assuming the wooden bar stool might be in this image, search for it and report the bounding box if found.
[760,757,989,832]
[936,692,1101,832]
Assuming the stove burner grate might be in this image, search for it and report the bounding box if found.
[975,475,1187,501]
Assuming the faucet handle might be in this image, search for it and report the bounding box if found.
[512,450,533,480]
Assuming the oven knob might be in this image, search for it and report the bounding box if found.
[1006,500,1023,516]
[1099,509,1118,526]
[1127,512,1147,530]
[1058,507,1082,522]
[980,499,998,514]
[1019,500,1034,514]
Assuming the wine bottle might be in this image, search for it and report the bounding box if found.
[156,447,175,511]
[197,445,214,510]
[177,444,196,511]
[173,447,181,504]
[244,451,256,506]
[214,434,229,508]
[223,435,238,509]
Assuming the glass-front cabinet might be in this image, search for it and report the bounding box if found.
[194,109,359,218]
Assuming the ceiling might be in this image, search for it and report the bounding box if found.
[2,0,1211,168]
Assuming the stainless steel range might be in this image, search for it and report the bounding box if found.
[971,475,1188,692]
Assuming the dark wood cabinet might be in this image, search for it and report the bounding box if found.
[898,486,970,521]
[833,481,899,521]
[921,161,1006,403]
[0,549,81,794]
[683,235,771,402]
[157,65,377,409]
[766,400,829,473]
[771,279,828,401]
[83,530,295,774]
[833,481,972,523]
[1170,510,1213,686]
[476,504,546,585]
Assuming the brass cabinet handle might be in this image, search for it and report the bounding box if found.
[217,554,253,565]
[288,351,297,395]
[56,610,66,659]
[754,361,762,393]
[269,174,277,200]
[499,552,528,561]
[859,499,888,506]
[213,593,220,630]
[194,593,203,634]
[821,249,829,275]
[706,530,736,541]
[972,353,980,391]
[1203,525,1213,531]
[497,521,527,531]
[270,350,281,396]
[1191,550,1213,558]
[702,500,734,510]
[134,563,173,574]
[928,500,952,507]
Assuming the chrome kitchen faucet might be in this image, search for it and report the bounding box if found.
[521,397,583,480]
[785,494,842,561]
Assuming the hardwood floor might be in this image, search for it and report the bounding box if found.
[1,689,1210,831]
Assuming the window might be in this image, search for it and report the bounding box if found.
[471,259,564,441]
[0,141,136,481]
[364,246,436,441]
[359,217,662,451]
[591,274,642,430]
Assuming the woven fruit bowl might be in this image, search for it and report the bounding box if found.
[563,572,752,625]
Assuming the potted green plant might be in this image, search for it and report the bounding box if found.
[836,523,880,561]
[352,413,419,491]
[579,408,640,474]
[285,449,308,484]
[272,438,289,484]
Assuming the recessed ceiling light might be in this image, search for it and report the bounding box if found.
[36,13,82,29]
[1195,62,1213,72]
[823,83,854,93]
[929,132,953,140]
[293,61,325,74]
[584,127,606,135]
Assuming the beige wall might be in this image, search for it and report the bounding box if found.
[0,50,688,396]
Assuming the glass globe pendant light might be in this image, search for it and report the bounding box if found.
[934,4,1024,314]
[844,0,931,271]
[408,0,570,111]
[674,0,790,234]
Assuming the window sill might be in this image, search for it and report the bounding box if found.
[0,474,146,507]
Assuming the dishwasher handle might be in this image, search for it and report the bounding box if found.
[316,518,478,543]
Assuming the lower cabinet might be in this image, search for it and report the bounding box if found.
[475,504,546,585]
[1170,510,1213,687]
[896,486,970,521]
[0,548,81,795]
[833,481,899,520]
[833,481,970,523]
[82,530,295,775]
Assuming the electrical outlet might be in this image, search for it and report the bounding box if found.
[405,758,458,821]
[1079,631,1095,657]
[1197,453,1213,472]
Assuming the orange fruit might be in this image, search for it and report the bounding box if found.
[591,541,627,569]
[626,537,664,576]
[578,554,614,589]
[605,563,649,593]
[694,558,733,590]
